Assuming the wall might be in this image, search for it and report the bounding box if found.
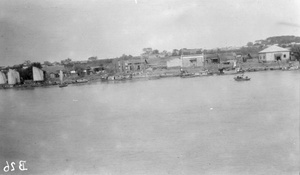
[167,58,182,68]
[259,51,290,62]
[181,55,204,67]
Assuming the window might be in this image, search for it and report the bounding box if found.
[283,54,286,58]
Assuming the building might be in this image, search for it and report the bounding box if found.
[181,54,204,67]
[218,53,237,63]
[125,59,146,72]
[166,54,205,68]
[167,58,182,68]
[42,65,65,79]
[114,58,146,73]
[205,53,220,64]
[258,45,290,62]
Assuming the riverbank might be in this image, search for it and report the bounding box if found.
[1,60,299,89]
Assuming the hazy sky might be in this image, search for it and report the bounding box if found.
[0,0,299,66]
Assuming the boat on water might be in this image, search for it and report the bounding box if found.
[59,70,68,88]
[282,65,299,71]
[76,79,88,83]
[59,83,68,88]
[180,73,198,78]
[234,75,251,81]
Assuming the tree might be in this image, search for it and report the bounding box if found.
[88,56,98,62]
[291,45,300,62]
[161,50,168,56]
[152,49,159,54]
[172,49,179,56]
[61,58,72,65]
[142,48,152,55]
[23,60,31,65]
[53,61,60,65]
[44,61,52,66]
[179,48,186,56]
[247,42,253,47]
[74,64,85,77]
[31,62,42,69]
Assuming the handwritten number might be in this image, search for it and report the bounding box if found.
[3,161,9,172]
[3,161,27,172]
[19,160,28,171]
[10,162,15,171]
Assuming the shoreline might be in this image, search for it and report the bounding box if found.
[1,63,299,90]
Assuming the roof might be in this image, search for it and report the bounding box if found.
[259,45,289,53]
[218,53,237,61]
[204,53,219,59]
[126,59,145,64]
[181,54,203,58]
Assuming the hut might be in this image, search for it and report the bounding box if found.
[259,45,290,62]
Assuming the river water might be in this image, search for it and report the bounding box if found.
[0,71,299,175]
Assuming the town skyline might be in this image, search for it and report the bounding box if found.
[1,0,300,66]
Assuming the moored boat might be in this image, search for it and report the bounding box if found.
[76,79,88,83]
[180,73,198,78]
[59,83,68,88]
[282,65,299,71]
[234,75,250,81]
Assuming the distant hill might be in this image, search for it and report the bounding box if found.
[203,35,300,58]
[254,35,300,46]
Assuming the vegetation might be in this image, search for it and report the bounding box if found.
[88,56,98,62]
[44,61,53,66]
[290,45,300,62]
[61,58,72,65]
[265,36,300,45]
[11,62,44,82]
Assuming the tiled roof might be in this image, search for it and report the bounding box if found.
[259,45,289,53]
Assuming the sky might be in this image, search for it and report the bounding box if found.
[0,0,300,66]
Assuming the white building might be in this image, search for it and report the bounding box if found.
[181,54,204,67]
[258,45,290,62]
[167,58,182,68]
[166,54,205,68]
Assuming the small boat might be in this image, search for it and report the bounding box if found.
[59,83,68,88]
[234,75,251,81]
[282,66,299,71]
[180,73,198,78]
[76,79,88,83]
[114,75,126,81]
